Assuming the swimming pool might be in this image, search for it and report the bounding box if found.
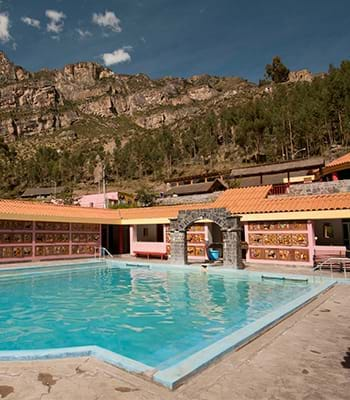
[0,260,334,388]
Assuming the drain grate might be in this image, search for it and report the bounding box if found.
[261,275,308,283]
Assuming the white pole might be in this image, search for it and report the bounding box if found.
[103,164,107,209]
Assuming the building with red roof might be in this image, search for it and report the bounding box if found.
[1,152,350,267]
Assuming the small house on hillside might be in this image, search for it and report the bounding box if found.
[164,179,227,197]
[77,192,134,208]
[164,158,325,196]
[77,192,119,208]
[21,187,65,200]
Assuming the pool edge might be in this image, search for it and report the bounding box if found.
[0,345,154,376]
[0,261,337,390]
[153,279,336,389]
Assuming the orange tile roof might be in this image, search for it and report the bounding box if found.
[119,185,350,220]
[212,186,272,213]
[214,185,350,214]
[326,152,350,167]
[118,203,209,220]
[1,184,350,225]
[0,199,121,224]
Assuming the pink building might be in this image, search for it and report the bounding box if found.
[77,192,119,209]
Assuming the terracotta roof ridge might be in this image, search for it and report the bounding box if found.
[326,151,350,167]
[267,191,350,201]
[0,198,119,211]
[0,199,82,208]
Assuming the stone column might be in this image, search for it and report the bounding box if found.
[170,230,187,265]
[222,216,242,269]
[222,229,242,268]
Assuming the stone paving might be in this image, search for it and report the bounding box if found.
[0,285,349,399]
[244,262,350,280]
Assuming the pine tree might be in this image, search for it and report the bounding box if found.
[265,56,290,83]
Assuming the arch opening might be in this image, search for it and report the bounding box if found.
[184,219,224,264]
[169,208,242,268]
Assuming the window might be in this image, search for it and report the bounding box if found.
[323,223,334,239]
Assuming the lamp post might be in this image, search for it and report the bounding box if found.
[50,180,57,199]
[102,164,107,209]
[291,147,306,160]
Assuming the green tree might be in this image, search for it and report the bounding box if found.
[136,186,156,207]
[265,56,290,83]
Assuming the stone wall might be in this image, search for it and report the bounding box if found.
[155,192,221,206]
[286,180,350,196]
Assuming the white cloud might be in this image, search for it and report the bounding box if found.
[45,9,66,34]
[92,10,121,32]
[0,12,10,43]
[21,16,41,29]
[76,28,92,38]
[102,48,131,66]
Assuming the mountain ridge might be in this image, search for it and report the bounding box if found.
[0,51,259,140]
[2,52,349,199]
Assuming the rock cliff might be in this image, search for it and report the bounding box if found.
[0,52,259,145]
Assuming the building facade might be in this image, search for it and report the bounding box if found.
[77,192,119,208]
[1,154,350,267]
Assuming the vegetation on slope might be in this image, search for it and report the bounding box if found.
[1,59,350,197]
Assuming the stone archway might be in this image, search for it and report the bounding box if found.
[169,208,242,268]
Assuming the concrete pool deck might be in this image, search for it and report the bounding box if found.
[0,285,349,399]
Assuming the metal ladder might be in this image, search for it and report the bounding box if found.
[94,246,114,260]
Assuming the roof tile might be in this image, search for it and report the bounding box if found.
[0,183,350,224]
[326,152,350,167]
[213,185,350,214]
[0,199,121,224]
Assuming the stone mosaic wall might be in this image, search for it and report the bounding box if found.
[0,220,101,262]
[247,221,310,263]
[287,180,350,196]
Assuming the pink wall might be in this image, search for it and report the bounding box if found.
[129,220,347,266]
[130,224,208,260]
[129,225,167,255]
[132,241,167,254]
[77,192,119,208]
[314,245,346,258]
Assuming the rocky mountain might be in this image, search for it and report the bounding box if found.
[3,51,346,199]
[0,51,259,143]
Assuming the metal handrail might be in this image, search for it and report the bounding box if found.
[94,246,114,259]
[313,257,350,278]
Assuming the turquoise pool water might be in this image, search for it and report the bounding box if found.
[0,263,318,369]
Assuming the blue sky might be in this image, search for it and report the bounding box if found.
[0,0,349,81]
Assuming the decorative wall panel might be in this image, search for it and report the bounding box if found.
[0,219,101,261]
[247,221,310,263]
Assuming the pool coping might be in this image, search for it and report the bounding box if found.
[0,346,155,376]
[0,259,337,390]
[152,279,335,388]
